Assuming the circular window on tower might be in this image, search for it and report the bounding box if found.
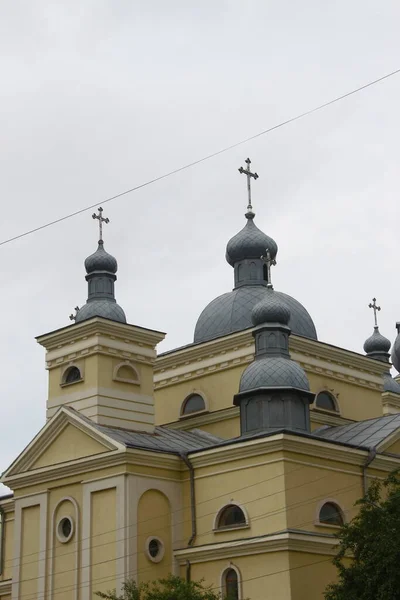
[56,516,74,543]
[145,536,165,563]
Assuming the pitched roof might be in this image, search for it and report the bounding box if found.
[314,413,400,449]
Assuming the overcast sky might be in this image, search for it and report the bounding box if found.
[1,0,400,493]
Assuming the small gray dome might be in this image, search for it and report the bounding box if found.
[85,241,118,274]
[75,300,126,324]
[363,327,391,354]
[252,288,290,326]
[239,356,310,393]
[383,372,400,394]
[226,214,278,267]
[194,286,317,343]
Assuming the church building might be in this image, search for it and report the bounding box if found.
[2,159,400,600]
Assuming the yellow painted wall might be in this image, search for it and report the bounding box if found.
[289,551,339,600]
[137,489,171,583]
[188,552,292,600]
[382,438,400,454]
[19,504,40,600]
[284,454,362,533]
[193,452,287,546]
[0,595,11,600]
[32,424,109,469]
[91,488,116,596]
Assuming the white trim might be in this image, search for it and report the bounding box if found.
[145,536,165,563]
[213,502,249,531]
[313,390,340,414]
[56,516,74,544]
[315,498,346,527]
[49,497,79,600]
[220,563,242,600]
[12,492,48,600]
[180,391,208,417]
[113,361,140,385]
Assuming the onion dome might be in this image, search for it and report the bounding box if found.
[252,288,290,327]
[72,207,127,325]
[383,372,400,395]
[392,324,400,374]
[226,213,278,267]
[84,240,118,274]
[363,327,391,356]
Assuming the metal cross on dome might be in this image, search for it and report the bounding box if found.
[368,297,381,328]
[261,248,276,289]
[92,206,110,242]
[238,157,259,215]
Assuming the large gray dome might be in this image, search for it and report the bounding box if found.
[75,300,126,324]
[239,356,310,393]
[194,286,317,343]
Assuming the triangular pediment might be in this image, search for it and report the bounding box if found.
[1,407,124,481]
[378,428,400,455]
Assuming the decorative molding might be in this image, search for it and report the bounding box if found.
[166,407,240,430]
[113,361,140,385]
[49,497,79,600]
[220,563,243,600]
[0,497,14,514]
[382,391,400,415]
[213,502,249,531]
[310,410,353,427]
[174,530,339,564]
[314,498,346,526]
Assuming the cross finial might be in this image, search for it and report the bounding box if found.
[92,206,110,242]
[69,306,80,321]
[261,248,276,289]
[368,297,381,328]
[238,157,259,216]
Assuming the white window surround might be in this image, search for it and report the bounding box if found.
[180,391,209,419]
[49,496,79,600]
[113,361,140,385]
[315,498,346,529]
[56,515,75,543]
[61,363,84,387]
[213,502,249,533]
[312,390,340,414]
[220,562,242,600]
[145,535,165,563]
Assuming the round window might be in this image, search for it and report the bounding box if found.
[57,517,74,543]
[145,536,165,563]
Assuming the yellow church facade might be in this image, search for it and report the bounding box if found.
[2,166,400,600]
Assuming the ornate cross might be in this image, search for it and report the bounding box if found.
[92,206,109,242]
[238,157,259,214]
[368,297,381,328]
[69,306,80,321]
[261,248,276,289]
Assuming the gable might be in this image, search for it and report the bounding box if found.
[381,437,400,455]
[31,423,110,470]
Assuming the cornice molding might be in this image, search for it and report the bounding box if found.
[155,330,386,390]
[174,530,339,564]
[0,580,12,595]
[382,391,400,413]
[37,317,165,352]
[0,497,14,513]
[310,410,354,427]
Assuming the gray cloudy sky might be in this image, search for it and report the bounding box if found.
[1,0,400,492]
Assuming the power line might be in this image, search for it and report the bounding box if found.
[1,67,400,249]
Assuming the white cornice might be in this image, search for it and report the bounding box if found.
[155,329,386,390]
[0,580,12,595]
[37,317,165,351]
[174,530,338,563]
[0,496,14,513]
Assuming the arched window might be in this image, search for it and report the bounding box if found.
[315,391,338,412]
[222,568,239,600]
[114,363,139,384]
[216,505,246,529]
[181,393,206,416]
[63,366,81,385]
[319,502,344,526]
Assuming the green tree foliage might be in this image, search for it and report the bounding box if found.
[95,574,234,600]
[325,471,400,600]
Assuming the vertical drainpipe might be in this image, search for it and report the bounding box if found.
[362,448,377,495]
[180,452,196,582]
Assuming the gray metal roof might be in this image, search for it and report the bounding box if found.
[194,286,317,343]
[315,413,400,449]
[252,288,290,327]
[75,300,126,324]
[90,420,223,453]
[225,214,278,266]
[239,356,310,393]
